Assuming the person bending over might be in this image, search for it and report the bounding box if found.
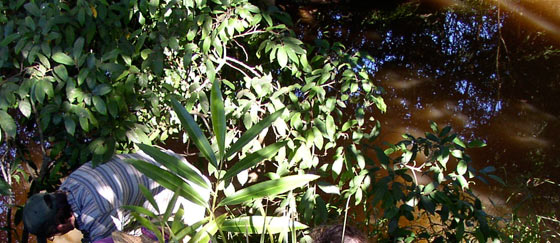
[23,152,209,243]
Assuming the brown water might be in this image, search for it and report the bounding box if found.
[2,0,560,242]
[283,0,560,224]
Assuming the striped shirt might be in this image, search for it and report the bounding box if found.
[59,152,209,242]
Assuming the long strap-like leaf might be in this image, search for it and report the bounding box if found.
[138,144,210,190]
[222,141,287,182]
[218,174,319,206]
[171,98,218,168]
[210,80,226,162]
[221,216,308,234]
[126,159,208,207]
[225,108,285,159]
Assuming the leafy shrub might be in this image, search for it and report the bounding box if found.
[0,0,504,241]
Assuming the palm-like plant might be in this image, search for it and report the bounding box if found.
[125,80,317,242]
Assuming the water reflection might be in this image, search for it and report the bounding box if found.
[289,0,560,215]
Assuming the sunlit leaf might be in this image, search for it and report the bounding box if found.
[223,141,287,181]
[137,144,209,189]
[18,99,31,118]
[189,214,226,243]
[277,47,287,68]
[218,174,319,206]
[210,80,226,161]
[53,65,68,81]
[467,140,487,148]
[52,52,74,66]
[457,160,467,175]
[226,108,285,158]
[126,159,208,207]
[317,181,340,195]
[171,98,217,168]
[221,216,308,234]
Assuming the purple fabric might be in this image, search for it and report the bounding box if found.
[93,236,114,243]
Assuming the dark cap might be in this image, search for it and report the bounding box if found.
[23,193,59,243]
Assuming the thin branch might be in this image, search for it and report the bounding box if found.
[224,61,251,78]
[232,39,249,62]
[232,29,267,39]
[225,56,262,77]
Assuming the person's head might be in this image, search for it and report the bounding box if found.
[311,224,368,243]
[22,191,75,243]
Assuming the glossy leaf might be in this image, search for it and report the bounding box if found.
[277,47,287,68]
[64,116,76,136]
[171,98,217,168]
[18,99,31,118]
[218,174,319,206]
[226,108,285,158]
[221,216,308,234]
[137,144,209,189]
[222,141,287,181]
[52,52,74,66]
[0,112,18,138]
[457,160,467,175]
[210,80,226,161]
[126,159,208,207]
[92,96,107,115]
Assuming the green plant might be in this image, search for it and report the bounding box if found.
[126,80,317,242]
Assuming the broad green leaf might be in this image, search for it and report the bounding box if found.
[127,159,208,207]
[52,52,74,66]
[18,99,31,118]
[64,116,76,136]
[92,96,107,115]
[222,216,308,234]
[223,141,287,182]
[171,99,217,168]
[226,108,285,158]
[453,137,466,148]
[456,174,468,189]
[326,115,335,138]
[467,140,487,148]
[24,2,40,16]
[457,160,467,175]
[53,65,68,81]
[218,174,319,206]
[73,37,85,60]
[0,111,17,138]
[92,84,112,96]
[277,47,287,68]
[317,181,340,195]
[189,214,226,243]
[137,144,209,189]
[0,33,20,47]
[210,80,226,161]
